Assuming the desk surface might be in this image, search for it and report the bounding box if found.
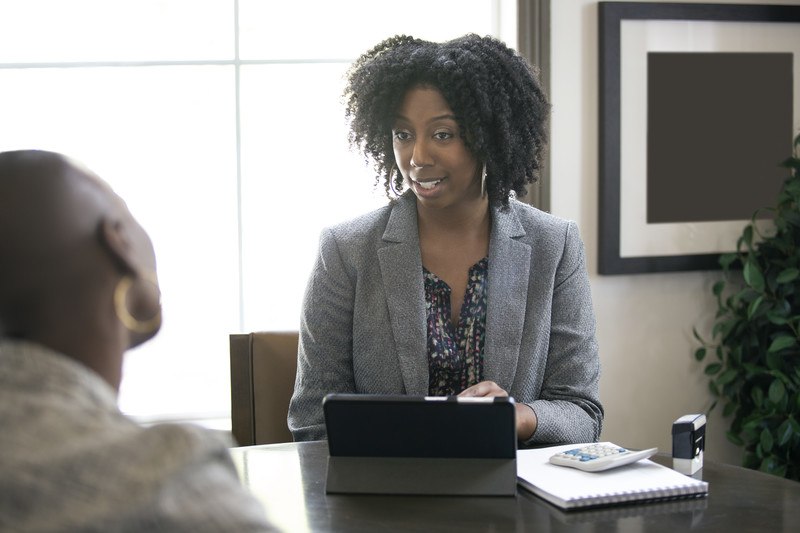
[230,441,800,533]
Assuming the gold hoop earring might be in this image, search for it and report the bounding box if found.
[114,272,161,335]
[481,163,487,198]
[388,164,402,197]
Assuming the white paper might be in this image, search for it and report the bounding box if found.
[517,443,709,509]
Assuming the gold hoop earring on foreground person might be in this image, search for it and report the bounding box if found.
[481,163,487,198]
[114,272,161,334]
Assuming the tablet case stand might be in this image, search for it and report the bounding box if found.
[326,456,517,496]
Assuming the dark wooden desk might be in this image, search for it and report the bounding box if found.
[230,441,800,532]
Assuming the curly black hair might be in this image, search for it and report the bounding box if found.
[343,34,550,207]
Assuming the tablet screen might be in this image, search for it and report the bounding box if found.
[323,394,517,459]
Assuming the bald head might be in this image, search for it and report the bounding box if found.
[1,151,116,249]
[0,150,159,354]
[0,151,114,335]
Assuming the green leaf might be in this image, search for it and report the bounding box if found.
[719,253,737,270]
[766,351,782,371]
[722,401,737,417]
[760,428,774,453]
[742,363,762,377]
[743,260,765,291]
[759,456,785,477]
[719,318,736,339]
[705,362,722,375]
[742,417,762,433]
[751,386,764,407]
[777,419,793,446]
[712,280,725,296]
[768,379,786,404]
[767,311,789,325]
[776,267,800,283]
[742,225,754,249]
[694,347,707,361]
[771,464,788,478]
[768,335,797,353]
[785,175,800,192]
[716,368,738,386]
[747,296,764,319]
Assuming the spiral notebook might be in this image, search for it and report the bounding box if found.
[517,443,709,510]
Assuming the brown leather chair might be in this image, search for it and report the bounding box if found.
[229,331,298,446]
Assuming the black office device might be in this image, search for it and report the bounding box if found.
[672,413,706,475]
[323,393,518,496]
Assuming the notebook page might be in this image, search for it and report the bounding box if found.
[517,443,708,509]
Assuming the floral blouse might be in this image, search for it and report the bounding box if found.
[424,257,488,396]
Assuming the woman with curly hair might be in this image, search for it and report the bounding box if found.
[288,34,603,445]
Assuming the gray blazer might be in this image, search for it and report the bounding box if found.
[288,193,603,444]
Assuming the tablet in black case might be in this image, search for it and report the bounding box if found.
[323,394,518,496]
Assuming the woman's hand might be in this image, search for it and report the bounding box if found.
[458,380,507,398]
[458,381,538,441]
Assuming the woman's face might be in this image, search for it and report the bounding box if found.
[392,85,481,211]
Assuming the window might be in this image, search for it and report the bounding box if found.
[0,0,517,424]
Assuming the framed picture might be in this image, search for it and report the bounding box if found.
[598,2,800,275]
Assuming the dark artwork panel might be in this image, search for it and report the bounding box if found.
[647,52,792,224]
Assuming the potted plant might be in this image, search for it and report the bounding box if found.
[694,133,800,481]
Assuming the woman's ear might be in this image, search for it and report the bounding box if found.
[97,217,135,274]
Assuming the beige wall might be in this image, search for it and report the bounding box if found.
[548,0,798,464]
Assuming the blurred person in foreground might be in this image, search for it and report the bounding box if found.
[0,150,277,532]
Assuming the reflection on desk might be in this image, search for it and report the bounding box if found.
[229,440,800,533]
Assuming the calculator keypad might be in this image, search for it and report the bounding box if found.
[549,443,658,472]
[557,444,629,462]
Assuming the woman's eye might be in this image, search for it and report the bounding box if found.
[393,130,411,141]
[433,131,453,141]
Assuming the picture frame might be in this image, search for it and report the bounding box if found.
[598,2,800,275]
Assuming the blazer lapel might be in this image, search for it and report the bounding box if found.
[484,203,530,389]
[377,194,429,395]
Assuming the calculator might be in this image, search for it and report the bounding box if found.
[549,443,658,472]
